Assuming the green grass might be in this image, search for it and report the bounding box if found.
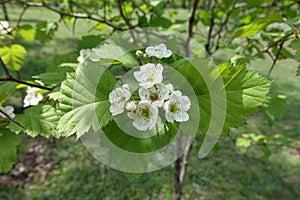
[1,5,300,200]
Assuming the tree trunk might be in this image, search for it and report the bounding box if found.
[2,4,9,21]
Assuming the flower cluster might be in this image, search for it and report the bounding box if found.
[109,44,191,131]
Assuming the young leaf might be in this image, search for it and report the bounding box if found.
[58,62,117,138]
[231,14,283,39]
[0,129,21,173]
[0,44,27,71]
[18,24,36,42]
[9,105,59,138]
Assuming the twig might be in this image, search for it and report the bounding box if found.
[0,108,24,128]
[0,77,53,90]
[16,4,28,28]
[15,0,128,31]
[268,38,285,75]
[0,57,11,78]
[117,0,136,43]
[205,0,217,55]
[185,0,200,57]
[0,57,53,91]
[179,142,194,184]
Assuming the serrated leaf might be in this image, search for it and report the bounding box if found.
[231,14,283,39]
[0,44,27,71]
[0,129,21,173]
[177,60,271,135]
[58,62,117,138]
[9,105,59,138]
[18,24,35,42]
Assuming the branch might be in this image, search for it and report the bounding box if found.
[0,57,53,91]
[179,142,193,184]
[185,0,200,57]
[15,0,128,31]
[268,38,285,75]
[0,108,24,129]
[205,0,217,55]
[117,0,136,43]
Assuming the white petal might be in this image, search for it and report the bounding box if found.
[174,111,189,122]
[157,43,167,51]
[163,49,172,58]
[165,111,174,122]
[140,82,154,89]
[145,47,155,56]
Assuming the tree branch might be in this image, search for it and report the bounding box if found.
[0,57,53,91]
[0,108,24,129]
[205,0,217,55]
[15,0,129,31]
[268,38,285,75]
[185,0,200,57]
[179,142,193,184]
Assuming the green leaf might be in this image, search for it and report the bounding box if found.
[58,62,117,138]
[0,82,17,105]
[9,105,59,138]
[77,35,105,50]
[0,44,27,71]
[149,16,172,28]
[151,1,165,16]
[231,14,283,39]
[93,23,107,31]
[177,60,271,135]
[18,24,35,42]
[36,21,58,43]
[263,95,287,125]
[0,129,21,173]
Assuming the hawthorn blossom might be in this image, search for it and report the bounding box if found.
[139,83,173,107]
[77,49,91,63]
[127,101,158,131]
[145,43,172,59]
[134,63,163,89]
[24,81,44,107]
[0,106,15,119]
[163,91,191,123]
[109,84,131,116]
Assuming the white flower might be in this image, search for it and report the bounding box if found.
[134,63,163,89]
[24,81,44,107]
[77,49,91,63]
[0,21,11,35]
[139,83,173,107]
[0,106,15,119]
[109,84,131,116]
[266,22,291,32]
[163,91,191,123]
[127,101,158,131]
[145,43,172,59]
[126,101,137,112]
